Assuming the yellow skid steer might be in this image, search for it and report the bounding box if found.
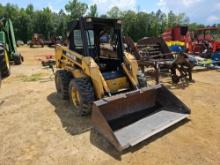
[55,17,190,151]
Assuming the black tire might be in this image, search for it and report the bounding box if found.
[69,77,95,116]
[0,46,10,78]
[0,71,2,88]
[55,70,72,100]
[14,54,22,65]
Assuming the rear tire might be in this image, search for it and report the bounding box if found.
[0,46,10,78]
[69,77,95,116]
[55,70,72,100]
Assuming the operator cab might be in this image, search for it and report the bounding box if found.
[67,17,124,73]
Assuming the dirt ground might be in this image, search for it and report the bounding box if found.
[0,46,220,165]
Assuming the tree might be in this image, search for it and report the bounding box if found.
[65,0,88,20]
[14,8,32,42]
[107,6,122,18]
[0,3,5,16]
[122,10,138,40]
[32,8,54,39]
[155,10,167,35]
[53,9,68,37]
[88,4,98,17]
[167,11,176,28]
[26,4,34,16]
[3,3,19,21]
[176,13,190,25]
[0,2,208,43]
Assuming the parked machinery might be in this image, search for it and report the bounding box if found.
[0,17,23,85]
[162,25,190,53]
[29,33,44,48]
[190,27,220,58]
[123,36,193,84]
[54,17,190,151]
[162,26,220,60]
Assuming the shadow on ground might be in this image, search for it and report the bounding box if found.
[162,80,195,90]
[155,72,195,90]
[47,92,91,135]
[47,92,190,160]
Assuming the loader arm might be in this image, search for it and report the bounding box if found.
[0,18,17,60]
[55,45,142,98]
[122,52,139,88]
[55,44,111,98]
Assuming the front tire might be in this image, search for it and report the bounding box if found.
[69,77,95,116]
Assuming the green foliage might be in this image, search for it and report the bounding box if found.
[14,9,32,42]
[107,6,122,18]
[188,23,205,30]
[0,3,213,43]
[0,4,5,16]
[106,6,191,41]
[65,0,88,20]
[26,4,34,16]
[32,8,53,39]
[88,4,98,17]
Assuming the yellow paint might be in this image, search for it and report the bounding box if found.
[123,52,139,87]
[122,63,138,88]
[106,77,129,93]
[70,85,81,108]
[72,69,86,78]
[54,44,140,99]
[55,45,82,68]
[166,41,185,47]
[4,50,10,70]
[81,57,107,98]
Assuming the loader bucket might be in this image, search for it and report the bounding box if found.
[91,84,190,151]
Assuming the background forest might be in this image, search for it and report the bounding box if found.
[1,0,219,42]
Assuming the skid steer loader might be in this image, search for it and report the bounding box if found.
[54,17,190,151]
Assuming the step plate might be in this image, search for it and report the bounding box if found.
[114,110,188,149]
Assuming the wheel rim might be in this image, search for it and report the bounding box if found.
[71,87,80,108]
[4,51,10,70]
